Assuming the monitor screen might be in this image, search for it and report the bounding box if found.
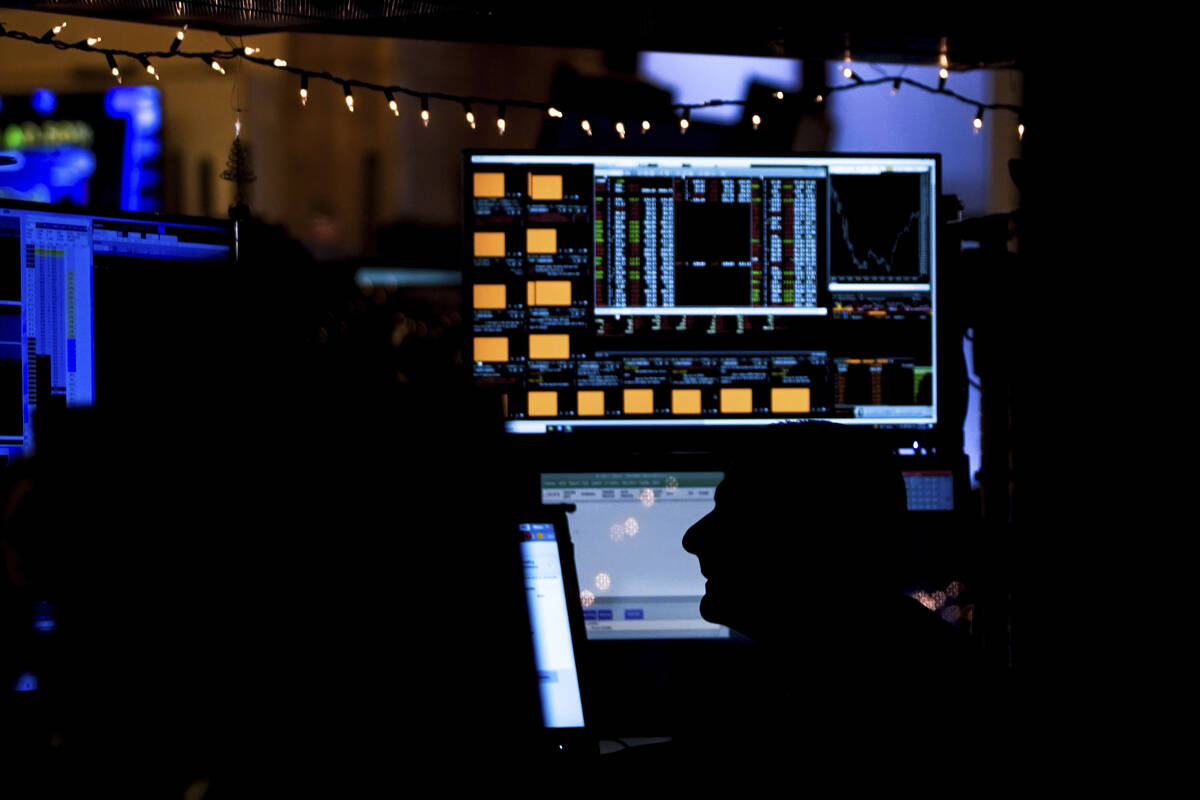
[0,87,163,211]
[541,471,728,640]
[0,201,234,462]
[520,522,587,727]
[465,152,940,434]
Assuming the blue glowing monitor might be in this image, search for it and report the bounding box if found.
[0,87,162,212]
[0,200,233,462]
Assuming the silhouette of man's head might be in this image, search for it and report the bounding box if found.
[682,423,906,643]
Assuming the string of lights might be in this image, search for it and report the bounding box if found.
[0,23,1024,138]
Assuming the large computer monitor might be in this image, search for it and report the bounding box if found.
[464,152,942,436]
[0,200,234,462]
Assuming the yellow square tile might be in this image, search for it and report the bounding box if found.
[771,387,811,414]
[526,228,557,254]
[577,391,605,416]
[624,389,654,415]
[527,391,558,417]
[531,280,571,306]
[473,336,509,362]
[720,388,753,414]
[528,173,564,200]
[474,231,506,258]
[672,389,702,415]
[473,284,506,309]
[528,334,570,360]
[473,172,505,198]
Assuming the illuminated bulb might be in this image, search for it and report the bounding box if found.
[170,26,185,53]
[547,107,563,118]
[244,46,260,56]
[210,59,225,75]
[300,75,308,107]
[420,96,430,127]
[106,53,122,83]
[273,58,287,68]
[751,114,761,130]
[774,90,784,100]
[42,21,67,41]
[87,37,102,46]
[463,104,476,129]
[1018,122,1025,140]
[177,29,185,41]
[137,56,159,80]
[385,90,399,116]
[641,119,650,133]
[842,65,854,79]
[815,94,824,103]
[344,84,355,112]
[973,106,984,132]
[581,119,592,135]
[679,110,690,133]
[616,121,625,139]
[496,104,506,135]
[939,36,949,69]
[939,67,949,80]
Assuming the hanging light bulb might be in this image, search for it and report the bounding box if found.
[581,119,592,136]
[938,37,949,70]
[641,119,651,133]
[169,25,186,53]
[1017,121,1025,140]
[679,108,690,134]
[137,55,159,80]
[105,52,122,83]
[243,46,260,57]
[938,67,949,90]
[273,58,288,68]
[496,104,506,135]
[547,107,563,118]
[972,105,984,132]
[774,91,784,100]
[615,121,625,139]
[386,90,399,116]
[86,36,102,47]
[300,74,309,106]
[209,58,226,75]
[842,33,854,80]
[42,21,67,41]
[420,96,430,127]
[344,83,355,112]
[463,102,476,129]
[751,114,761,130]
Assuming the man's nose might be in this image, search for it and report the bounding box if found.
[682,511,711,554]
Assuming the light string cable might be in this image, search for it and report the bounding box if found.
[0,23,1024,134]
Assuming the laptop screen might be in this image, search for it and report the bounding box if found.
[540,472,728,640]
[520,522,586,728]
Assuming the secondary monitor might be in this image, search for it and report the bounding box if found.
[0,200,234,462]
[540,470,728,640]
[465,152,940,435]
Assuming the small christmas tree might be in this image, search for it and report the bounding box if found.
[220,130,256,219]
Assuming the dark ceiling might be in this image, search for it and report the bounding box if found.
[0,2,1029,67]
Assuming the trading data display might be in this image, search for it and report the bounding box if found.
[465,154,938,433]
[0,202,232,462]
